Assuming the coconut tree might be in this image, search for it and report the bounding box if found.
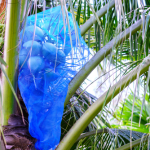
[0,0,150,150]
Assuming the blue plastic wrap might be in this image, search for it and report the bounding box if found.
[18,6,89,150]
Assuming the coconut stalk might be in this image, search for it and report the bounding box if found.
[57,55,150,149]
[1,0,21,125]
[64,19,144,106]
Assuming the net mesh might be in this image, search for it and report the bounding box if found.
[18,6,89,150]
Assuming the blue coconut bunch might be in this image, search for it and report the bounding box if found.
[18,6,89,150]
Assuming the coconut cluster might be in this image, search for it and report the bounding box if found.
[19,25,67,82]
[18,6,89,150]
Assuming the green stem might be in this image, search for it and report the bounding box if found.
[2,0,21,125]
[80,0,115,36]
[76,128,108,141]
[64,19,143,106]
[116,135,148,150]
[57,56,150,150]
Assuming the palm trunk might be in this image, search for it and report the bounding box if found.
[2,0,21,125]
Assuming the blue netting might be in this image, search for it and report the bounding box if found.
[18,6,89,150]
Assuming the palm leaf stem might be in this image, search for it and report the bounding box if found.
[57,54,150,150]
[1,0,21,125]
[80,0,115,36]
[64,19,144,106]
[76,128,108,141]
[115,135,148,150]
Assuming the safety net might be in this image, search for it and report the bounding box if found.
[18,6,89,150]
